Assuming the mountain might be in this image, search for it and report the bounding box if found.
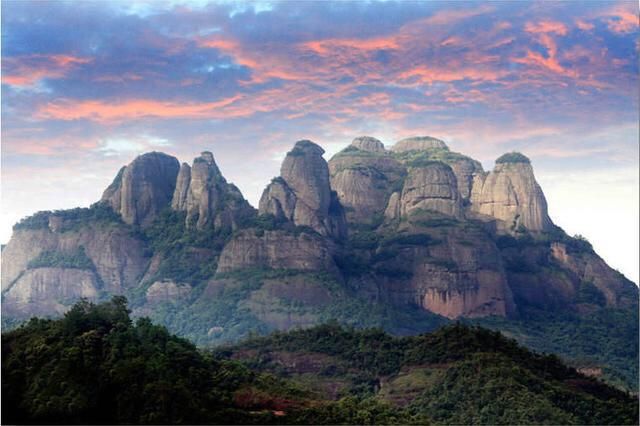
[2,136,637,389]
[2,298,637,425]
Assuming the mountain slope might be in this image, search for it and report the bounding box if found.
[2,135,637,390]
[2,298,637,425]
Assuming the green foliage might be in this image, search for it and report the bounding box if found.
[392,148,479,170]
[12,203,122,231]
[239,213,317,237]
[380,232,436,247]
[577,281,607,307]
[496,151,531,164]
[473,306,639,391]
[225,323,638,425]
[138,209,230,287]
[27,247,94,270]
[495,151,531,164]
[3,300,637,425]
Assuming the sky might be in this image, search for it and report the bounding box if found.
[1,0,638,283]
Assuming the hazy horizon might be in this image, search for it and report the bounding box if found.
[2,0,638,283]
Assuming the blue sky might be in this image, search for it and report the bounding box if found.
[2,0,638,282]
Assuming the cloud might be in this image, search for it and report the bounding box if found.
[35,96,244,122]
[2,54,92,87]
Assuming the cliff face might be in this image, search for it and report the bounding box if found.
[399,163,463,219]
[102,152,180,228]
[470,157,553,233]
[1,222,149,295]
[171,152,255,231]
[217,229,338,274]
[259,140,346,239]
[3,268,100,317]
[2,136,636,342]
[328,137,405,225]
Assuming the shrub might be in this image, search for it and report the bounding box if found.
[495,152,530,164]
[27,247,94,270]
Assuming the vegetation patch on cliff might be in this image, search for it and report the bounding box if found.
[27,247,95,270]
[495,151,531,164]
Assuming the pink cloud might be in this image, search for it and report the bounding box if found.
[2,54,92,87]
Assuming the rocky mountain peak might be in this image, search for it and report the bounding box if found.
[198,151,216,164]
[101,151,180,228]
[260,139,346,238]
[350,136,386,153]
[470,152,552,232]
[172,150,253,230]
[392,136,449,152]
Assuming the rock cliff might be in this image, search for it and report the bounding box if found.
[399,162,463,219]
[2,137,636,349]
[102,152,180,228]
[3,268,100,317]
[216,229,337,274]
[259,140,346,238]
[1,221,149,294]
[171,151,254,231]
[391,136,449,151]
[328,137,405,224]
[470,153,553,232]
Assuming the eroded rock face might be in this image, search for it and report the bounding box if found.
[102,152,180,227]
[449,158,484,200]
[171,151,254,230]
[1,223,149,294]
[260,140,346,238]
[470,159,553,232]
[400,163,463,219]
[375,225,515,319]
[329,140,405,224]
[3,268,100,317]
[391,136,448,152]
[146,280,191,305]
[550,242,637,308]
[350,136,386,153]
[217,229,338,274]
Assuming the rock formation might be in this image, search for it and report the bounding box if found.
[391,136,448,152]
[2,137,636,343]
[259,140,346,238]
[2,268,100,317]
[470,153,553,232]
[1,223,149,294]
[217,229,337,274]
[171,151,254,230]
[102,152,180,227]
[329,137,405,224]
[399,162,463,219]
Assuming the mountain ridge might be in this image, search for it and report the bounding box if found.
[2,135,637,389]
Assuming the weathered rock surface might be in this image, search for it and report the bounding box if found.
[260,140,346,238]
[470,158,553,232]
[102,152,180,227]
[2,137,637,336]
[217,229,338,274]
[550,242,637,307]
[391,136,448,152]
[146,280,191,304]
[171,151,254,230]
[2,268,99,317]
[400,163,463,219]
[374,224,515,319]
[329,139,405,224]
[1,223,149,294]
[448,158,484,200]
[350,136,386,153]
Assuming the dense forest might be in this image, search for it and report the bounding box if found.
[2,298,637,425]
